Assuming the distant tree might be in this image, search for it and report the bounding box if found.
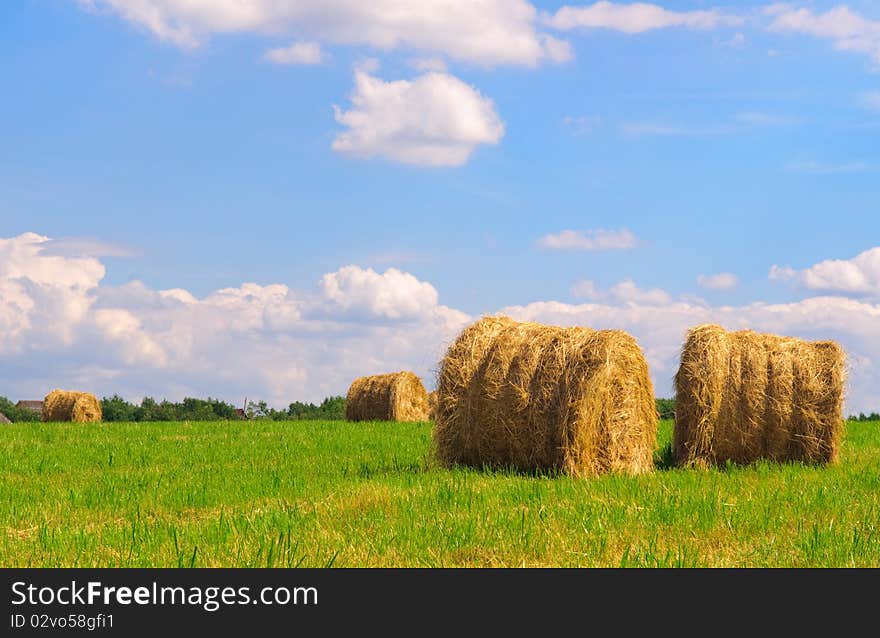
[246,400,273,420]
[100,396,242,422]
[287,396,345,420]
[316,396,345,420]
[656,398,676,420]
[100,395,137,422]
[90,394,348,422]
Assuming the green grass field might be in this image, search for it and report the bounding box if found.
[2,419,879,567]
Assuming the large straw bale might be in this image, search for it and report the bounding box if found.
[345,371,430,422]
[674,324,845,467]
[43,390,102,423]
[434,316,657,476]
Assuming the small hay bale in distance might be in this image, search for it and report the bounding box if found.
[674,324,845,467]
[434,316,658,477]
[345,371,430,422]
[43,390,103,423]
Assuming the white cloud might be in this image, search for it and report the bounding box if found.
[571,279,603,299]
[572,277,672,305]
[264,41,324,65]
[766,4,880,65]
[538,228,637,251]
[697,272,738,290]
[771,247,880,297]
[316,266,439,320]
[769,264,796,282]
[78,0,569,67]
[408,57,448,73]
[5,232,880,412]
[0,232,468,405]
[540,34,575,62]
[0,233,105,350]
[545,2,743,33]
[331,69,505,167]
[609,279,671,305]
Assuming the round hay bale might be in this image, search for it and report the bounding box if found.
[434,316,658,477]
[345,371,430,422]
[673,324,845,467]
[43,390,102,423]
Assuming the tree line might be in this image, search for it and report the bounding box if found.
[0,395,346,422]
[2,395,877,423]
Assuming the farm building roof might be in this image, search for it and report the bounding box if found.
[16,400,44,412]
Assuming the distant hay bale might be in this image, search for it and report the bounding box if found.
[0,412,10,424]
[43,390,102,423]
[345,371,430,422]
[674,324,845,467]
[434,316,658,477]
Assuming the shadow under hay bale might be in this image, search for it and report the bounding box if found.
[43,390,102,423]
[674,324,845,468]
[433,316,658,477]
[345,371,430,422]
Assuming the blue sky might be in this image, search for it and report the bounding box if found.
[2,1,880,409]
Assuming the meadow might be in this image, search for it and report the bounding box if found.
[2,419,879,567]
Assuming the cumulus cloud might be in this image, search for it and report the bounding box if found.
[5,232,880,412]
[545,2,743,34]
[408,57,448,73]
[609,279,671,305]
[316,266,440,320]
[571,279,603,299]
[769,264,797,282]
[697,272,738,290]
[771,247,880,297]
[77,0,569,67]
[538,228,637,251]
[766,4,880,65]
[571,278,672,305]
[0,232,468,406]
[0,233,105,351]
[331,69,505,167]
[264,41,324,65]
